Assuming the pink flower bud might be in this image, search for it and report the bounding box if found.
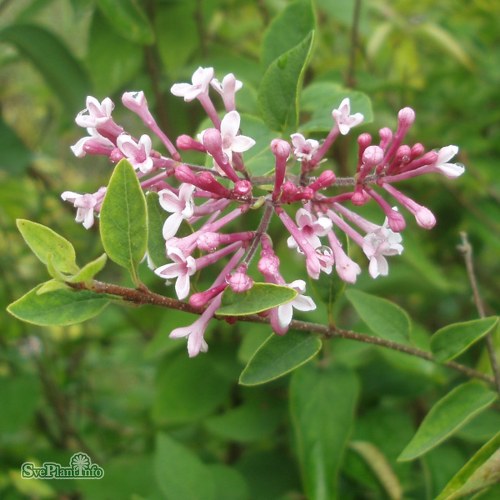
[411,143,425,158]
[415,206,436,229]
[176,134,206,152]
[174,164,197,184]
[227,266,254,293]
[351,188,369,205]
[109,148,124,163]
[189,283,227,308]
[308,170,336,191]
[398,107,416,128]
[379,127,393,149]
[233,180,252,198]
[362,145,384,168]
[387,210,406,232]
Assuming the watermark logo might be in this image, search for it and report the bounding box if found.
[21,452,104,480]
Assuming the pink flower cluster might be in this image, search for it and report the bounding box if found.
[63,67,464,356]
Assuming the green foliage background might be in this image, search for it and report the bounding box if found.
[1,0,499,498]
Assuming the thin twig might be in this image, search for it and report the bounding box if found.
[458,232,500,393]
[68,280,495,386]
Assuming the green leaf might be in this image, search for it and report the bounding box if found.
[209,465,249,500]
[258,31,315,133]
[155,2,199,76]
[290,363,360,500]
[87,10,143,95]
[239,330,322,386]
[96,0,154,44]
[0,375,41,434]
[155,433,215,500]
[436,432,500,499]
[261,0,315,68]
[16,219,79,274]
[0,116,32,175]
[345,289,411,345]
[239,114,277,176]
[349,441,403,500]
[7,284,110,326]
[152,353,233,425]
[431,317,499,363]
[217,283,297,316]
[66,253,108,284]
[0,24,91,112]
[146,192,167,269]
[36,279,68,295]
[100,159,147,284]
[300,81,373,132]
[398,381,498,462]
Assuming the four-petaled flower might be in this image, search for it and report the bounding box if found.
[362,220,404,278]
[210,73,242,111]
[75,96,115,129]
[271,280,316,335]
[154,247,197,300]
[434,145,464,178]
[61,187,107,229]
[171,67,214,102]
[287,208,332,250]
[219,111,256,161]
[116,134,154,173]
[290,133,320,162]
[332,98,364,135]
[159,184,196,240]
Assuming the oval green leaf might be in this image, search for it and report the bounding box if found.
[398,381,498,462]
[431,316,499,363]
[436,431,500,499]
[239,330,322,386]
[217,283,297,316]
[146,192,167,269]
[258,31,315,133]
[261,0,316,69]
[155,433,215,500]
[16,219,79,274]
[100,159,147,284]
[290,364,360,499]
[96,0,154,44]
[7,284,110,326]
[345,289,411,345]
[0,24,91,112]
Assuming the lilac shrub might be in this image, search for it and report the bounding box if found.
[62,66,464,357]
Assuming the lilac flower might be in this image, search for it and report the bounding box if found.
[154,247,197,300]
[70,128,114,158]
[290,133,320,162]
[61,187,107,229]
[287,208,332,250]
[75,96,115,128]
[433,145,464,178]
[332,98,364,135]
[210,73,242,111]
[362,220,404,278]
[116,134,154,173]
[158,184,196,240]
[219,111,255,161]
[328,232,362,283]
[270,280,316,335]
[171,67,214,102]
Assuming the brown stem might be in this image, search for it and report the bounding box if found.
[68,280,495,386]
[458,232,500,393]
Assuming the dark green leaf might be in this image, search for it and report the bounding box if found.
[431,317,499,362]
[398,381,498,462]
[16,219,79,274]
[258,31,315,133]
[96,0,154,44]
[87,10,143,95]
[436,432,500,499]
[155,433,215,500]
[0,116,32,175]
[146,192,167,269]
[217,283,297,316]
[290,363,360,500]
[7,284,110,326]
[261,0,316,68]
[209,465,249,500]
[0,24,91,112]
[346,289,411,345]
[239,330,322,386]
[100,159,147,284]
[0,375,41,434]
